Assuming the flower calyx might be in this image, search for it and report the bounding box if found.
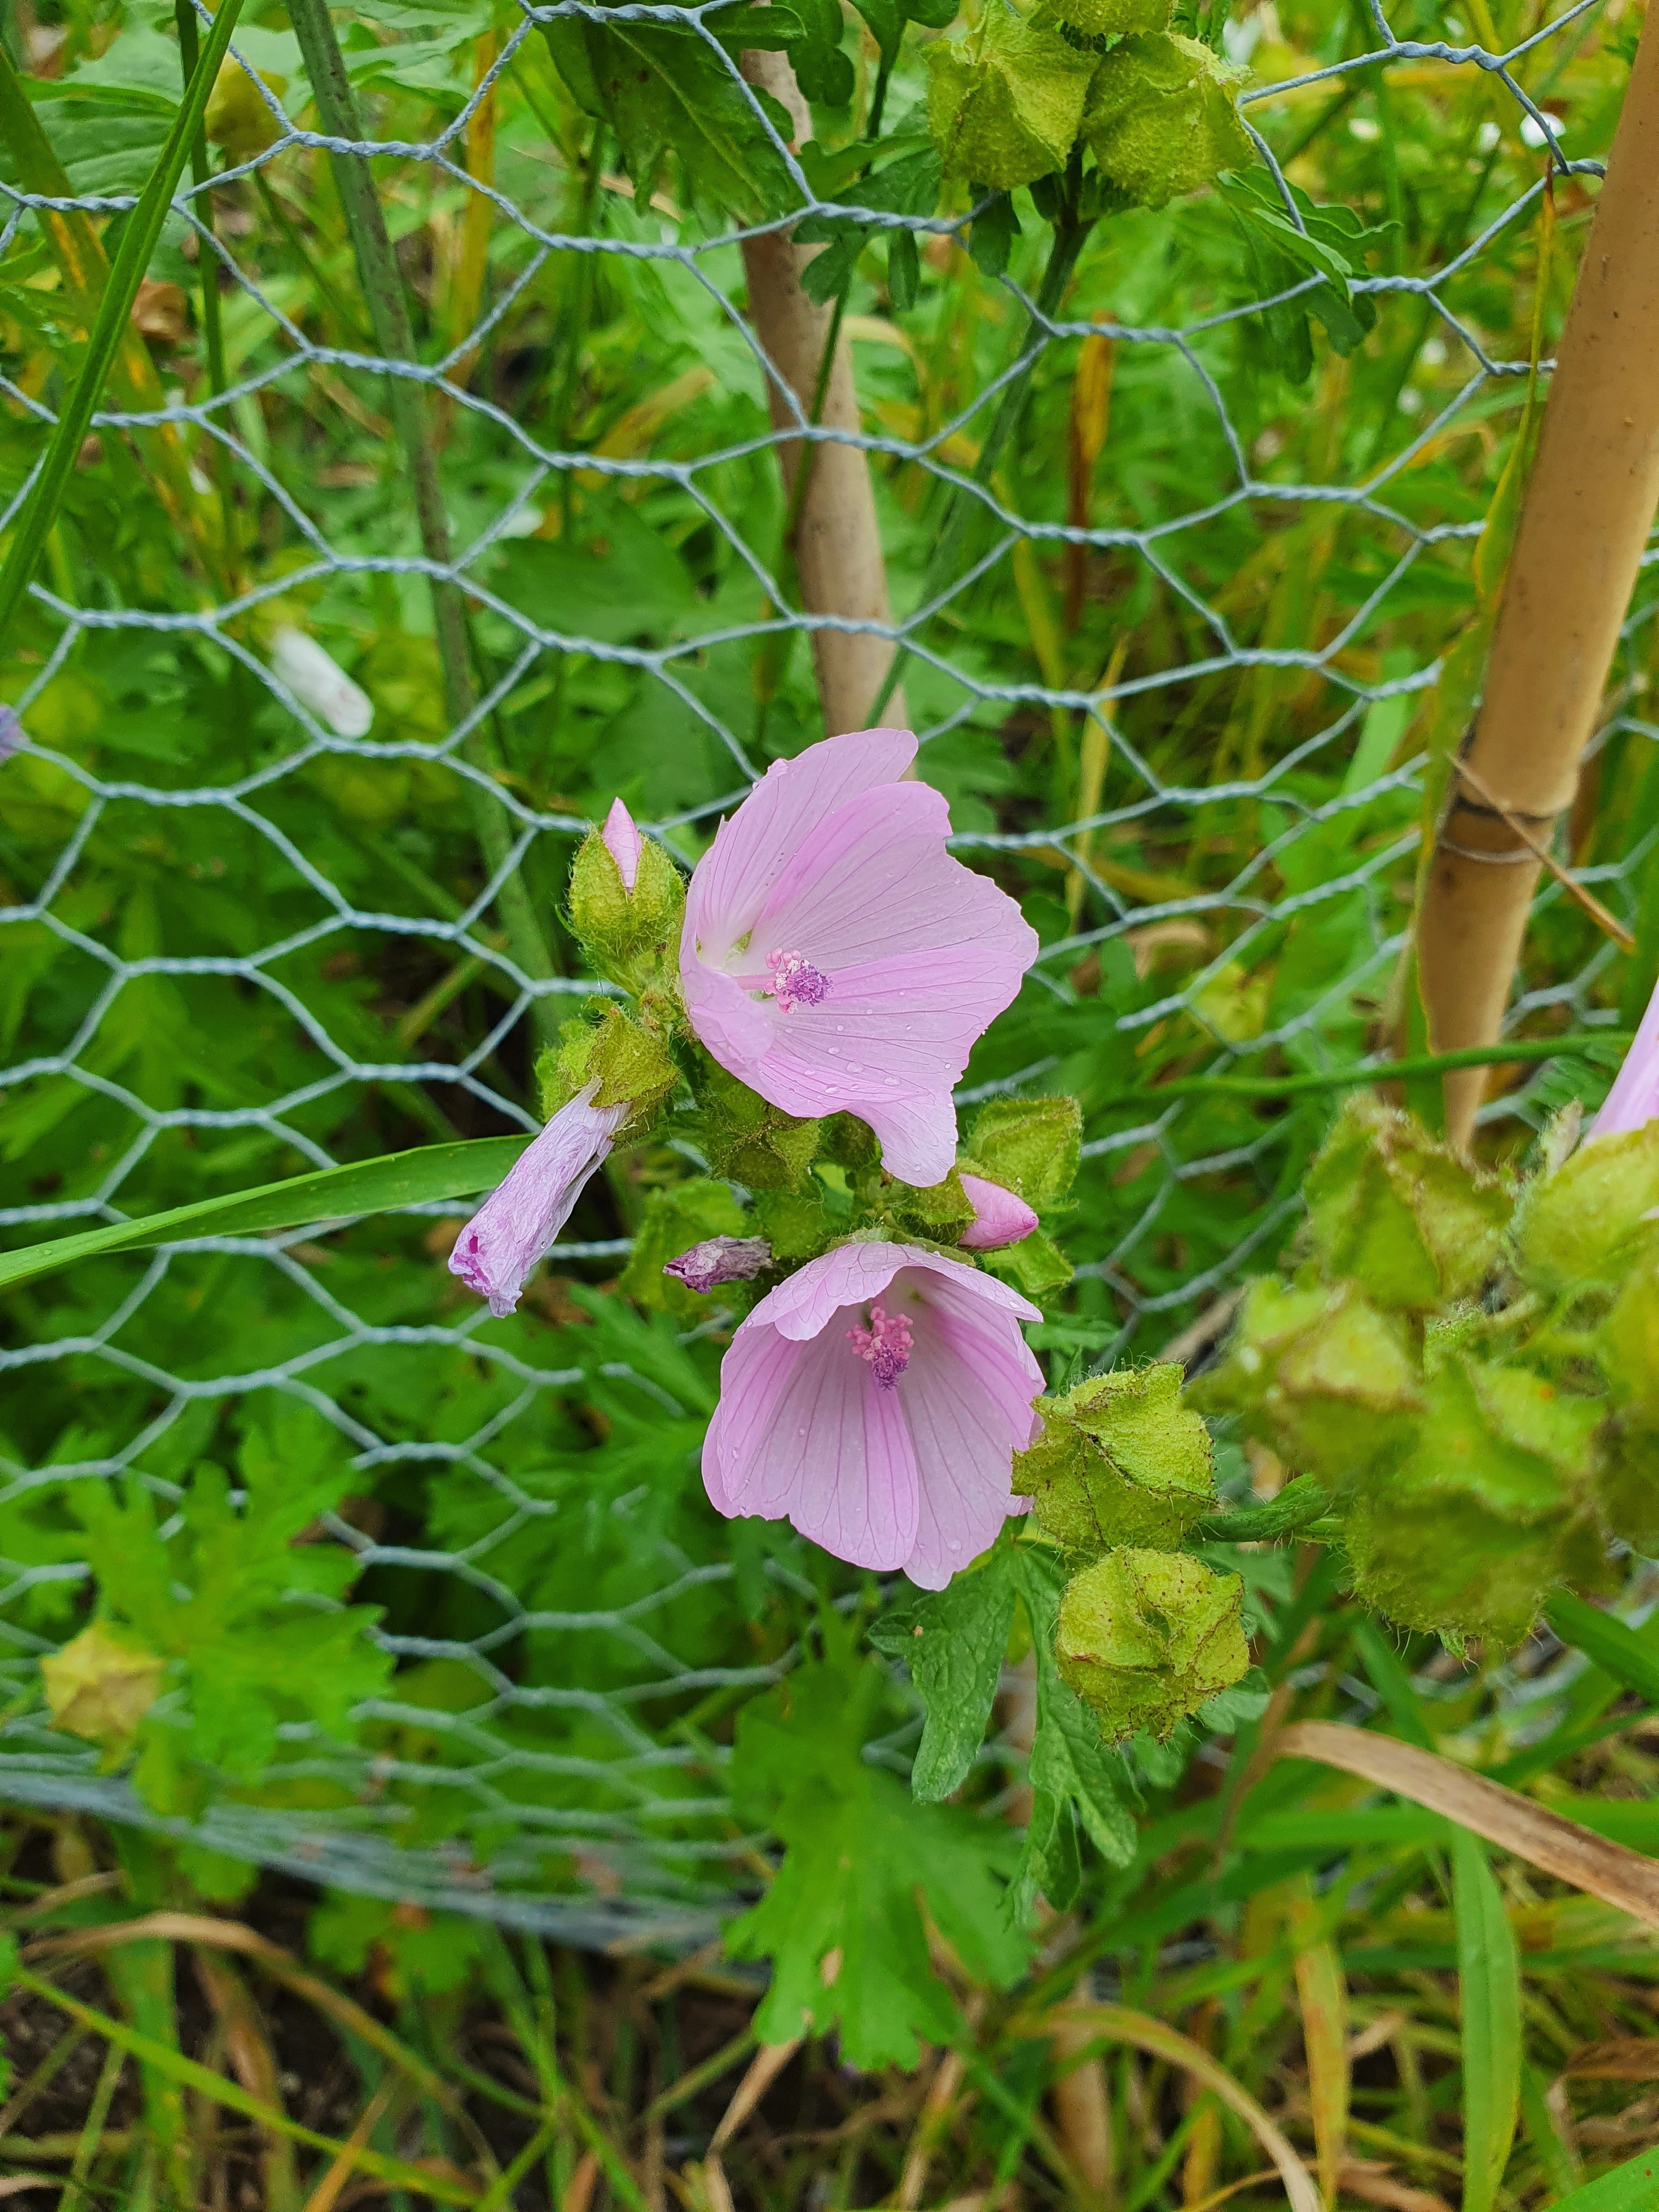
[1057,1547,1249,1742]
[1018,1361,1214,1556]
[537,1001,679,1144]
[566,797,686,997]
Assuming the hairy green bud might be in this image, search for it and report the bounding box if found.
[566,815,685,996]
[1018,1363,1213,1556]
[1194,1276,1422,1483]
[926,7,1098,189]
[1514,1122,1659,1293]
[1057,1548,1249,1741]
[1598,1238,1659,1421]
[620,1176,750,1317]
[890,1167,978,1242]
[537,1002,680,1139]
[1080,32,1252,211]
[1345,1355,1605,1646]
[1304,1094,1512,1311]
[966,1095,1082,1212]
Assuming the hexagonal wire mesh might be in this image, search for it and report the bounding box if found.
[0,0,1650,1946]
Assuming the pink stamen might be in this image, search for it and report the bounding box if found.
[766,946,831,1014]
[845,1302,913,1390]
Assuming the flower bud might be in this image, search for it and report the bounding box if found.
[1081,31,1252,210]
[270,627,373,738]
[1304,1094,1511,1311]
[566,799,686,995]
[1018,1362,1212,1556]
[1598,1238,1659,1420]
[664,1235,774,1295]
[1057,1548,1248,1742]
[537,1002,680,1139]
[42,1620,164,1759]
[966,1096,1081,1212]
[925,7,1098,188]
[1193,1276,1422,1485]
[688,1055,820,1193]
[1345,1354,1605,1646]
[959,1172,1040,1251]
[1514,1121,1659,1292]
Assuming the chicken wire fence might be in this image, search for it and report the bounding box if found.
[0,0,1649,1946]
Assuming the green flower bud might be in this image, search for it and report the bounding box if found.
[566,799,686,996]
[537,1001,680,1139]
[1515,1123,1659,1293]
[1304,1094,1513,1311]
[1193,1276,1423,1484]
[966,1095,1082,1212]
[689,1055,821,1192]
[1018,1362,1213,1556]
[1346,1355,1605,1646]
[890,1167,978,1242]
[1593,1415,1659,1555]
[1056,1548,1248,1741]
[926,7,1099,189]
[1081,32,1252,210]
[42,1620,165,1760]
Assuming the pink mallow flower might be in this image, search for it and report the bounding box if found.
[448,1082,628,1317]
[702,1241,1043,1587]
[680,730,1038,1188]
[1592,975,1659,1139]
[958,1171,1040,1251]
[602,796,642,892]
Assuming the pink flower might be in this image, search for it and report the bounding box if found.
[602,797,642,893]
[664,1235,774,1294]
[958,1171,1040,1251]
[679,730,1039,1187]
[1592,978,1659,1139]
[448,1082,628,1317]
[702,1241,1043,1587]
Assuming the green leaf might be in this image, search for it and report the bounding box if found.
[870,1548,1017,1801]
[1538,2147,1659,2212]
[1006,1547,1137,1916]
[1452,1830,1520,2212]
[0,1134,529,1294]
[967,185,1019,277]
[727,1629,1029,2068]
[538,18,795,221]
[1544,1592,1659,1713]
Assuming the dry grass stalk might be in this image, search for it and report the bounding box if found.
[736,49,906,735]
[1417,4,1659,1142]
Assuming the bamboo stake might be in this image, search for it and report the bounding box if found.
[737,49,906,735]
[1417,12,1659,1145]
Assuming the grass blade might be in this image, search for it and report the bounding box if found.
[1545,1593,1659,1711]
[0,1135,529,1293]
[1540,2147,1659,2212]
[1452,1832,1520,2212]
[0,0,247,645]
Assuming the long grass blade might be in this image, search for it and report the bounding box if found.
[1452,1833,1520,2212]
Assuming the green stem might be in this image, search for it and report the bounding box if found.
[1196,1474,1331,1542]
[1098,1030,1632,1110]
[284,0,558,1044]
[866,198,1091,725]
[0,0,246,648]
[174,0,238,565]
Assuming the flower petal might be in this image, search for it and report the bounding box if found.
[683,728,917,959]
[899,1283,1044,1589]
[746,1240,910,1341]
[602,796,642,892]
[959,1172,1041,1251]
[447,1084,627,1317]
[704,1310,920,1570]
[1593,974,1659,1139]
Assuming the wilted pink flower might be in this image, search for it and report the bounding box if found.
[680,730,1038,1187]
[1592,978,1659,1139]
[703,1241,1043,1587]
[448,1082,628,1317]
[958,1172,1039,1251]
[664,1235,774,1294]
[602,797,642,893]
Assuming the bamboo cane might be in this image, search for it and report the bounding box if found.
[737,49,906,735]
[1417,12,1659,1146]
